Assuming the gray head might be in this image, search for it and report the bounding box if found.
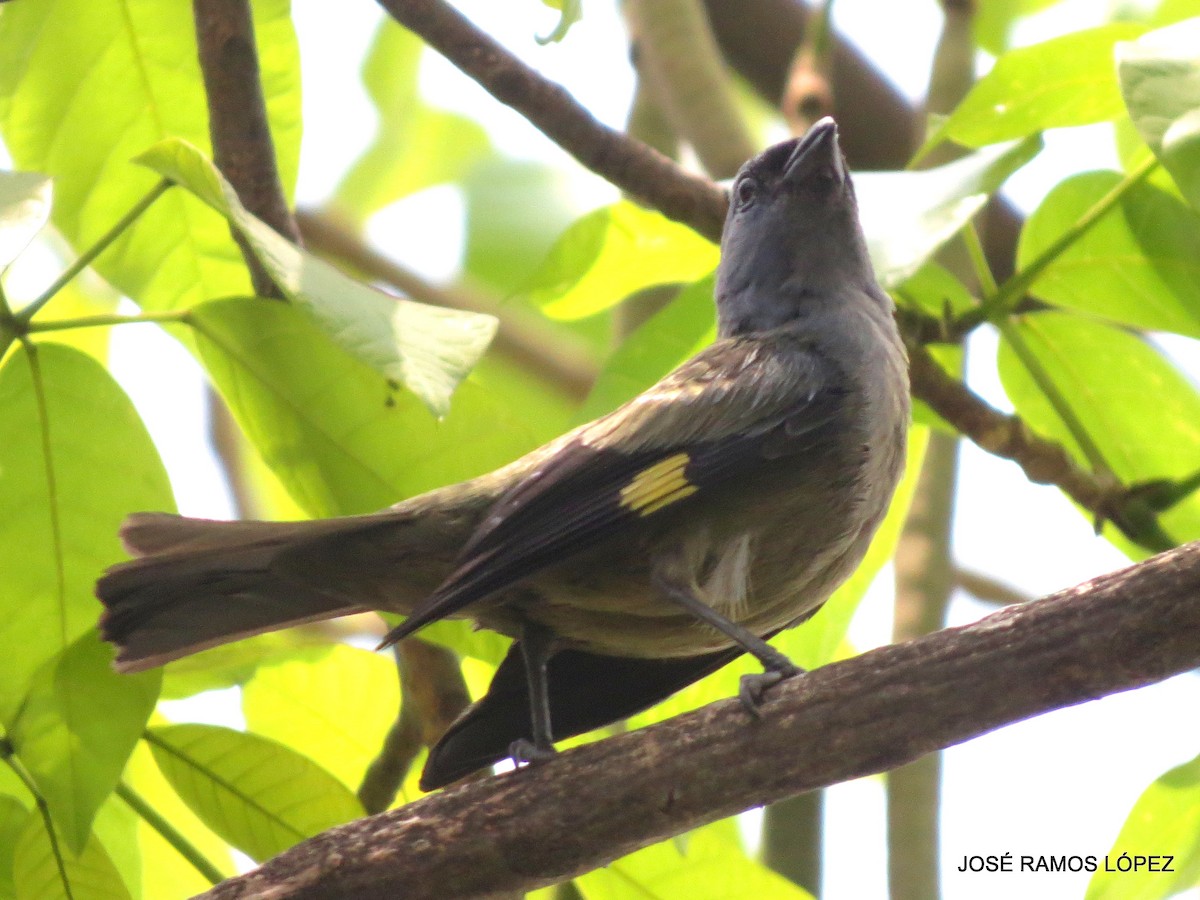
[715,118,885,337]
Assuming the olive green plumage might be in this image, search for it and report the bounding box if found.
[97,118,909,789]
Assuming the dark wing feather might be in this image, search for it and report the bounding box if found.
[380,335,831,646]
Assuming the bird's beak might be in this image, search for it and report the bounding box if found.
[784,117,846,185]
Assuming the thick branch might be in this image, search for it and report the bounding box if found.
[193,0,300,297]
[375,0,727,243]
[200,541,1200,899]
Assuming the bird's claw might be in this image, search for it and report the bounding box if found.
[738,663,802,717]
[509,738,558,769]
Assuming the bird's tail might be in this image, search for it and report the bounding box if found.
[95,500,474,672]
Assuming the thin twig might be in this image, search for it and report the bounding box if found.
[357,639,473,814]
[115,779,226,884]
[198,540,1200,898]
[954,568,1033,607]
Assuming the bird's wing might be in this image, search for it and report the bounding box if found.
[379,333,837,646]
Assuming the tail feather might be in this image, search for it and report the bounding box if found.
[98,508,459,671]
[98,516,374,671]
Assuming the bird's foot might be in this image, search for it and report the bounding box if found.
[509,738,558,770]
[738,660,803,717]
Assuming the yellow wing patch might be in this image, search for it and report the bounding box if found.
[619,453,698,517]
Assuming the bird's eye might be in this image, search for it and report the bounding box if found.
[734,178,758,209]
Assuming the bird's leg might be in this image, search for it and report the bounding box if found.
[652,573,803,715]
[509,619,559,768]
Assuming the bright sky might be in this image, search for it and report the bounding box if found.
[12,0,1200,896]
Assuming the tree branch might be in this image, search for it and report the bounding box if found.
[199,540,1200,899]
[193,0,301,297]
[374,0,728,243]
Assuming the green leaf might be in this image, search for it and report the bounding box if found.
[463,159,583,293]
[87,791,142,900]
[1017,171,1200,337]
[1086,751,1200,899]
[527,201,718,320]
[577,274,717,421]
[334,20,491,220]
[146,723,363,863]
[537,0,584,44]
[11,811,129,900]
[1118,18,1200,212]
[138,139,497,416]
[577,819,812,899]
[241,646,399,791]
[190,298,549,516]
[0,795,30,899]
[8,633,159,856]
[857,137,1041,287]
[927,23,1147,151]
[0,0,300,312]
[0,343,172,724]
[0,171,52,271]
[998,312,1200,550]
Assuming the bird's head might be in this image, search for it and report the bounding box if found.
[715,118,881,337]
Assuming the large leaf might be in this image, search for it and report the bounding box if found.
[998,312,1200,550]
[0,796,29,899]
[926,23,1147,151]
[1118,18,1200,213]
[856,137,1041,287]
[0,343,172,723]
[139,139,497,417]
[189,298,550,516]
[146,724,362,863]
[1017,171,1200,337]
[0,171,52,271]
[241,646,400,791]
[1086,752,1200,899]
[334,19,491,220]
[576,820,811,899]
[8,633,159,855]
[526,200,719,320]
[0,0,300,312]
[11,811,129,900]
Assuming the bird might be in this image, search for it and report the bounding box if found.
[96,117,910,791]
